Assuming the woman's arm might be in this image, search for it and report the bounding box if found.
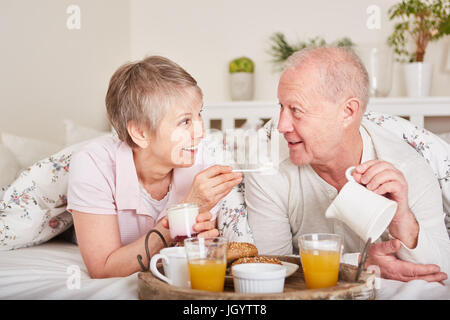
[72,211,170,278]
[72,209,219,278]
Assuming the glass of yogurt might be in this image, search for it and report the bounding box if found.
[167,203,199,243]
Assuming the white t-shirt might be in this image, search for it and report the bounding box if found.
[139,184,171,221]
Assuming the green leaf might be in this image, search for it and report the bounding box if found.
[267,32,355,67]
[387,0,449,62]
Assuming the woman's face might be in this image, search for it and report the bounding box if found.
[148,90,205,168]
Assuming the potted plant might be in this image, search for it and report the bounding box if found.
[267,32,355,71]
[387,0,450,97]
[229,57,255,101]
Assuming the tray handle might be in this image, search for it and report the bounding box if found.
[137,229,168,272]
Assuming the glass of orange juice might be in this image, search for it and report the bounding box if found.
[298,233,343,290]
[183,237,227,292]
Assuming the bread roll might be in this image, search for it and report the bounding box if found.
[226,242,258,263]
[231,256,283,267]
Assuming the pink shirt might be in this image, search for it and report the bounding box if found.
[67,134,219,245]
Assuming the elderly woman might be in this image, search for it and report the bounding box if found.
[67,56,243,278]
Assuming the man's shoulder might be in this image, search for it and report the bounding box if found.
[362,119,438,191]
[243,158,299,205]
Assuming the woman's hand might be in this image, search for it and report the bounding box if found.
[160,165,242,239]
[183,165,243,213]
[160,211,219,238]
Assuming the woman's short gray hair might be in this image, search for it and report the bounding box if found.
[106,56,202,148]
[284,46,369,111]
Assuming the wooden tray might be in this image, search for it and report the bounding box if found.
[138,255,375,300]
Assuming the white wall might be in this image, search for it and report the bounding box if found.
[0,0,448,142]
[130,0,450,132]
[0,0,130,145]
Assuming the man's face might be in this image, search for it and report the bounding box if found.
[277,67,344,166]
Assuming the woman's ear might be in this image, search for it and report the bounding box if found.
[342,98,362,128]
[127,121,150,148]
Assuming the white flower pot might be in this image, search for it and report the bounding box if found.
[403,62,433,97]
[230,72,254,101]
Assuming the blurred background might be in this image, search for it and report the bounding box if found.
[0,0,449,145]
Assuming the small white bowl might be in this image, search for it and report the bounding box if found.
[232,263,286,294]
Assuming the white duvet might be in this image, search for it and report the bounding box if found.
[0,239,138,299]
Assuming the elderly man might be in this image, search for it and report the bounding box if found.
[245,46,450,283]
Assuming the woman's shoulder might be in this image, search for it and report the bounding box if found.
[69,134,123,179]
[72,134,121,163]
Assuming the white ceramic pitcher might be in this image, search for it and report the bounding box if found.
[325,166,398,243]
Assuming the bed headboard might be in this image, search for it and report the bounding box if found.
[203,97,450,131]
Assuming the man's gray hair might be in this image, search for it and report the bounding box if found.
[284,46,370,111]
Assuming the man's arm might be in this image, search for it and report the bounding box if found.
[354,160,450,278]
[395,179,450,276]
[244,170,293,255]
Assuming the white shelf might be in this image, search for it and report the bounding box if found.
[203,97,450,129]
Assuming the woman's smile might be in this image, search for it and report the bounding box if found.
[182,145,199,153]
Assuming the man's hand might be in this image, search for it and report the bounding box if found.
[353,160,419,249]
[364,239,448,283]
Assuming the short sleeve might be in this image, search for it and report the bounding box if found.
[67,150,117,215]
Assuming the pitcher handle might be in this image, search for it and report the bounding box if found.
[345,166,356,182]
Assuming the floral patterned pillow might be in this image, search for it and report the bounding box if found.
[217,181,254,243]
[202,130,254,243]
[0,140,89,250]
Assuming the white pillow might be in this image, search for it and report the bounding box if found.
[438,132,450,144]
[64,120,108,146]
[1,133,61,169]
[0,139,91,250]
[0,144,21,189]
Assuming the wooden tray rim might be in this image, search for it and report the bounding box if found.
[138,255,376,300]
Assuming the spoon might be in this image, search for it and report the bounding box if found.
[355,237,372,282]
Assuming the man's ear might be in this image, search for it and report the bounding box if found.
[342,98,362,128]
[127,120,150,148]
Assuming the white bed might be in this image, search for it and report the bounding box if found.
[0,239,138,300]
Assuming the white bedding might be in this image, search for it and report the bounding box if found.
[1,240,449,300]
[0,239,137,299]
